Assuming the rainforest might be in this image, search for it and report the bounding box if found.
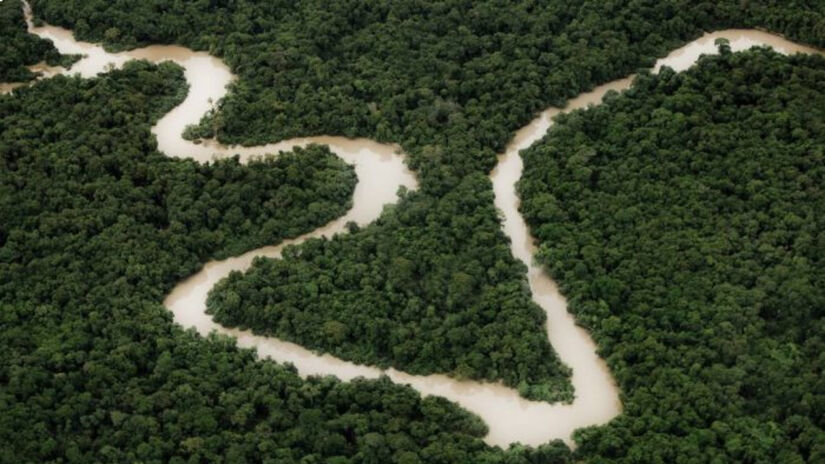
[1,0,824,462]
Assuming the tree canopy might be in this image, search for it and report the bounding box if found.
[207,174,573,402]
[23,2,825,402]
[0,36,569,464]
[3,0,825,462]
[31,0,825,188]
[519,48,825,463]
[0,0,75,82]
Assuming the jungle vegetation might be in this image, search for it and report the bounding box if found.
[28,0,825,402]
[1,0,825,462]
[0,61,575,463]
[207,174,573,402]
[519,47,825,463]
[31,0,825,186]
[0,0,75,82]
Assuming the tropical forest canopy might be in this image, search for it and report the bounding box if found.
[206,175,573,403]
[26,0,825,404]
[1,60,554,463]
[0,0,74,82]
[519,47,825,462]
[1,0,825,462]
[32,0,825,186]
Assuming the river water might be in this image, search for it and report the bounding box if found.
[5,1,823,448]
[0,60,63,93]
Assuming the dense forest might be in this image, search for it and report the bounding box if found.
[207,173,572,402]
[519,47,825,462]
[28,0,825,401]
[0,61,578,463]
[0,0,75,82]
[3,0,825,462]
[31,0,825,185]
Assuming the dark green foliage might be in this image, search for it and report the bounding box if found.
[0,61,358,273]
[0,4,574,459]
[0,62,475,463]
[207,174,572,402]
[4,0,825,461]
[166,144,357,260]
[519,49,825,462]
[0,53,572,464]
[0,0,73,82]
[27,1,825,403]
[31,0,825,188]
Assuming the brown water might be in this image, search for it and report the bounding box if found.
[0,61,64,94]
[6,1,823,447]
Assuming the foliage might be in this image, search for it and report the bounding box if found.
[30,0,825,188]
[3,0,825,461]
[0,0,74,82]
[207,174,572,402]
[0,61,494,463]
[26,1,825,401]
[0,50,570,464]
[519,48,825,463]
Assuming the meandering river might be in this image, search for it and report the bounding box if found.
[5,1,823,448]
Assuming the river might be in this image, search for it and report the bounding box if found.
[4,0,823,448]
